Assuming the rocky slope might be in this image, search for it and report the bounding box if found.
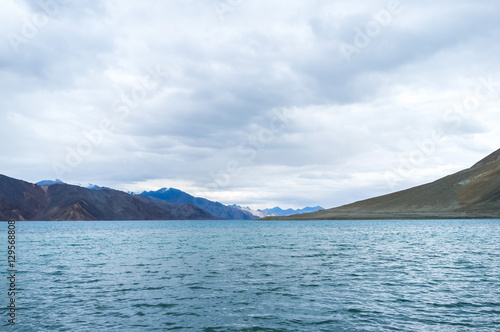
[268,148,500,220]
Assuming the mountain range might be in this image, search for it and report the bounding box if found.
[0,175,215,221]
[232,205,325,218]
[268,148,500,220]
[1,175,319,221]
[139,189,324,219]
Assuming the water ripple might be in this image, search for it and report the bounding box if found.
[0,219,499,331]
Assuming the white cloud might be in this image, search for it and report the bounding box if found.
[1,0,499,209]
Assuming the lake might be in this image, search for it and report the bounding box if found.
[1,219,499,331]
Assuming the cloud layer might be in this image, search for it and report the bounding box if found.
[1,0,500,209]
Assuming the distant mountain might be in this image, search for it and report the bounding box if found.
[231,205,266,218]
[140,188,257,220]
[261,206,324,217]
[232,205,324,217]
[36,179,65,186]
[0,175,217,221]
[268,148,500,220]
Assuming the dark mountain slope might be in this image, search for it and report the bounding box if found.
[40,184,177,221]
[140,188,257,220]
[134,195,217,220]
[0,175,218,221]
[0,175,48,220]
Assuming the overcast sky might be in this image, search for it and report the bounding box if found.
[1,0,500,209]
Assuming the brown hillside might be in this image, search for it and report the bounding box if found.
[271,148,500,220]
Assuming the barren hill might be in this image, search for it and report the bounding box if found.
[270,149,500,220]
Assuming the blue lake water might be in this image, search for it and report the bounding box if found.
[1,219,499,331]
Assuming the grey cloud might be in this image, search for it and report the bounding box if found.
[1,0,500,209]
